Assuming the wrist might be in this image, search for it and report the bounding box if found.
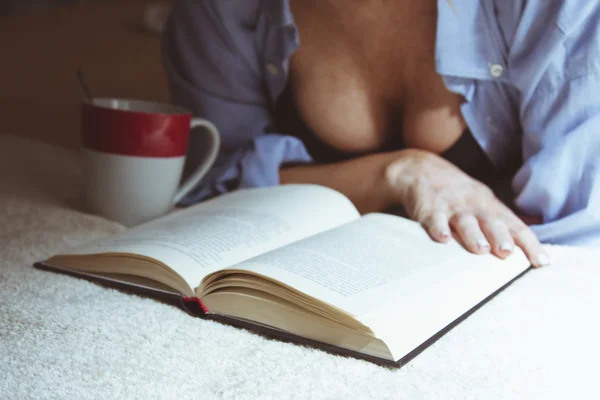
[381,149,423,203]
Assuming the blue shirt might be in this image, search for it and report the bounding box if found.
[162,0,600,246]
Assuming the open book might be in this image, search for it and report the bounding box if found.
[37,185,531,367]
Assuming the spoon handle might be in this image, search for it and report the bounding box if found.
[76,68,93,103]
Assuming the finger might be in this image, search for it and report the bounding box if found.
[510,221,551,268]
[422,211,452,243]
[479,217,514,259]
[450,213,491,255]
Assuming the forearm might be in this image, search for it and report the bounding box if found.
[279,151,401,214]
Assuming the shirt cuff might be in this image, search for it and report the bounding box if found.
[178,134,312,205]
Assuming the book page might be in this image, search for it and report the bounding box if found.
[62,185,359,289]
[229,213,530,324]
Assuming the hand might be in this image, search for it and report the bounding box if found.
[385,149,551,268]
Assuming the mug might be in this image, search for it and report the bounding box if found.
[81,98,220,226]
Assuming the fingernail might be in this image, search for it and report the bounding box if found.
[537,253,551,267]
[477,238,491,250]
[440,230,451,241]
[499,242,513,253]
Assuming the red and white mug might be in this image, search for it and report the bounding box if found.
[81,98,220,226]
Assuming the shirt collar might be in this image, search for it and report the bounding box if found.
[264,0,295,27]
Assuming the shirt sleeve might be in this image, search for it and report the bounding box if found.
[161,0,312,205]
[509,3,600,245]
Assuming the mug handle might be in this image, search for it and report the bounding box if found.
[172,118,220,204]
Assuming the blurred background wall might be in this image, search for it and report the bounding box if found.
[0,0,97,15]
[0,0,172,150]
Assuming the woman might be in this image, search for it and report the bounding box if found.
[162,0,600,268]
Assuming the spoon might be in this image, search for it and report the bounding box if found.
[76,68,93,103]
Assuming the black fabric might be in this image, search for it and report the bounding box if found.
[274,83,500,184]
[439,127,498,186]
[274,83,358,164]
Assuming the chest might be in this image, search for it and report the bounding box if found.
[287,0,466,154]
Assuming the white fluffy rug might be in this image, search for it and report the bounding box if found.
[1,134,600,400]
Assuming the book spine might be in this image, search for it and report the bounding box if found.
[181,297,208,316]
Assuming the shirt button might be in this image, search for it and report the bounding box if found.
[266,63,279,76]
[490,64,504,78]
